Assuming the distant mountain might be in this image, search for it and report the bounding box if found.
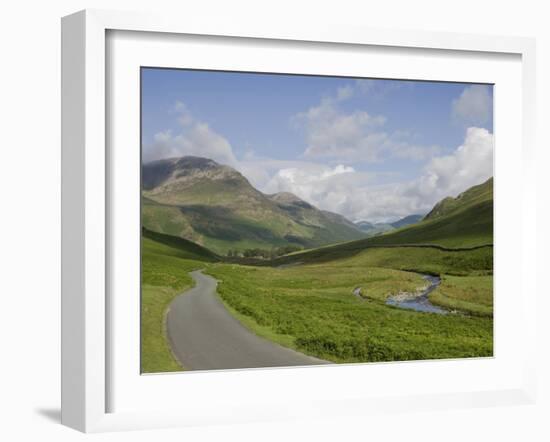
[142,156,365,253]
[355,214,423,236]
[390,214,423,229]
[355,220,394,236]
[355,220,374,231]
[320,210,361,231]
[267,192,365,245]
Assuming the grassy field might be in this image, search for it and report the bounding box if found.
[141,235,211,373]
[429,275,493,317]
[324,247,494,316]
[276,245,493,276]
[206,259,493,363]
[273,242,495,315]
[141,175,494,371]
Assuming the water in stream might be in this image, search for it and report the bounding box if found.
[386,275,448,314]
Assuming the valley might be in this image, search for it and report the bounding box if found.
[140,157,494,373]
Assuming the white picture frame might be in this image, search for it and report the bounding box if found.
[61,9,537,433]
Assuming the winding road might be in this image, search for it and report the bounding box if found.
[166,270,329,370]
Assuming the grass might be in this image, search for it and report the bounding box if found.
[325,247,493,276]
[292,246,494,316]
[273,242,493,275]
[141,285,185,373]
[429,275,493,317]
[142,227,220,262]
[141,237,203,373]
[215,262,427,302]
[141,220,493,369]
[206,257,493,363]
[425,177,493,220]
[363,199,493,248]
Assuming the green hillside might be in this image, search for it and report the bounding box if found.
[365,199,492,247]
[271,178,493,266]
[142,227,220,262]
[424,177,493,221]
[141,156,365,254]
[367,177,493,247]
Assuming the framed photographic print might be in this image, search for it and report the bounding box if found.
[61,9,537,433]
[140,68,494,374]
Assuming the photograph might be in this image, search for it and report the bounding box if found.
[140,68,494,373]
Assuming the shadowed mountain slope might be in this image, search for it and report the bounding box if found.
[142,156,365,254]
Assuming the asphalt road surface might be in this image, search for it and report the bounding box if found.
[166,270,330,370]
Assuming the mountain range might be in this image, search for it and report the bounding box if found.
[142,156,492,254]
[355,214,424,237]
[142,156,366,253]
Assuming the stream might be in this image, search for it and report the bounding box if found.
[385,274,448,314]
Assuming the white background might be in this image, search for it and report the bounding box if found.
[109,29,524,414]
[0,1,548,441]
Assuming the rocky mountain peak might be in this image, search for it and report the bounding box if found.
[142,156,244,190]
[270,192,303,203]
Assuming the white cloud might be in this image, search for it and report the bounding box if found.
[143,101,238,166]
[235,154,350,192]
[414,126,494,198]
[143,125,238,166]
[262,163,371,215]
[298,99,386,161]
[452,85,492,126]
[144,100,493,224]
[262,162,416,221]
[359,127,493,221]
[295,96,439,162]
[262,127,493,222]
[386,140,442,162]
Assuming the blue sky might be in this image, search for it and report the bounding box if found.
[141,68,494,222]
